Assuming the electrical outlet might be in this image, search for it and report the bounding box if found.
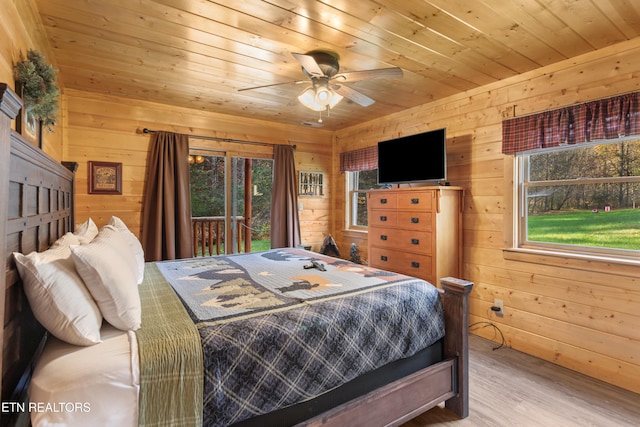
[492,299,504,316]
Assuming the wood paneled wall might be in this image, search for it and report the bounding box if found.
[63,89,333,250]
[332,38,640,394]
[0,0,64,160]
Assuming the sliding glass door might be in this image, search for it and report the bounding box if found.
[189,152,272,255]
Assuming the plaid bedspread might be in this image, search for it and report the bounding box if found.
[156,248,444,426]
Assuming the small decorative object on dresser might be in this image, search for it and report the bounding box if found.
[368,186,463,285]
[88,161,122,195]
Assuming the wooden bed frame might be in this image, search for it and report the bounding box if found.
[0,84,76,427]
[0,83,472,427]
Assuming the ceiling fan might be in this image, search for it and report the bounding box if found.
[239,50,403,121]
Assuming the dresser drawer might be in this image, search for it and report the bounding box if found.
[369,247,432,279]
[368,192,397,209]
[369,210,398,227]
[369,210,432,231]
[397,211,432,231]
[369,228,432,254]
[397,191,433,211]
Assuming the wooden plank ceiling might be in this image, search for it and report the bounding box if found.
[33,0,640,131]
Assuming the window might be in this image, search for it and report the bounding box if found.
[346,169,379,230]
[340,146,379,231]
[517,138,640,257]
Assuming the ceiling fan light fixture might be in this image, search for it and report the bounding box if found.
[298,85,343,112]
[298,87,324,111]
[314,86,332,105]
[241,50,404,116]
[326,90,343,109]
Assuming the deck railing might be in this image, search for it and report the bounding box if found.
[191,216,245,256]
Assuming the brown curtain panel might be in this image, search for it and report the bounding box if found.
[270,145,301,249]
[502,91,640,154]
[141,131,193,261]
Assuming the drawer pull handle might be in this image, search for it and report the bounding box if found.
[411,261,420,268]
[411,239,419,245]
[381,198,388,204]
[380,215,387,221]
[411,217,419,224]
[381,255,388,262]
[380,235,388,241]
[411,198,419,204]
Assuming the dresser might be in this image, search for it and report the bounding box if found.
[367,186,463,286]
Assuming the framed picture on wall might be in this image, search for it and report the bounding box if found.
[298,171,324,196]
[15,82,43,148]
[88,161,122,195]
[17,107,41,148]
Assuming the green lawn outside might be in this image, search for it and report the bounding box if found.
[195,239,271,256]
[251,239,271,252]
[528,208,640,250]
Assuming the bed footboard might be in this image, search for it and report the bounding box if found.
[299,277,473,427]
[441,276,474,418]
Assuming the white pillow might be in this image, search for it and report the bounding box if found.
[108,216,145,284]
[51,232,81,248]
[74,218,99,244]
[13,238,103,346]
[70,226,141,331]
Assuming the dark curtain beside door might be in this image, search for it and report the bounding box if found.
[270,145,301,249]
[141,131,194,261]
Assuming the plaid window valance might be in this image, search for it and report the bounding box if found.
[502,91,640,154]
[340,146,377,172]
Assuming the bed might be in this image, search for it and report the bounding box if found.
[0,84,473,427]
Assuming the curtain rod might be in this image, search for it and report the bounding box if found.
[142,128,295,149]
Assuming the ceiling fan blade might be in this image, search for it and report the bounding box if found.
[292,53,325,77]
[332,84,375,107]
[334,67,403,83]
[238,80,306,92]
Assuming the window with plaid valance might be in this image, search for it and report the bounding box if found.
[502,91,640,154]
[339,146,377,172]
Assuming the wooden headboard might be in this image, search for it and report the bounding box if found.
[0,84,76,427]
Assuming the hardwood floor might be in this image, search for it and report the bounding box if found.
[403,334,640,427]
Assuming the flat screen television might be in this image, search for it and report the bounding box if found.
[377,128,447,185]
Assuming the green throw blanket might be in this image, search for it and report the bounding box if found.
[136,263,203,427]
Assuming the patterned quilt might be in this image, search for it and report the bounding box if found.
[156,248,445,426]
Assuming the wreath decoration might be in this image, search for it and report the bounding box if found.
[14,49,60,129]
